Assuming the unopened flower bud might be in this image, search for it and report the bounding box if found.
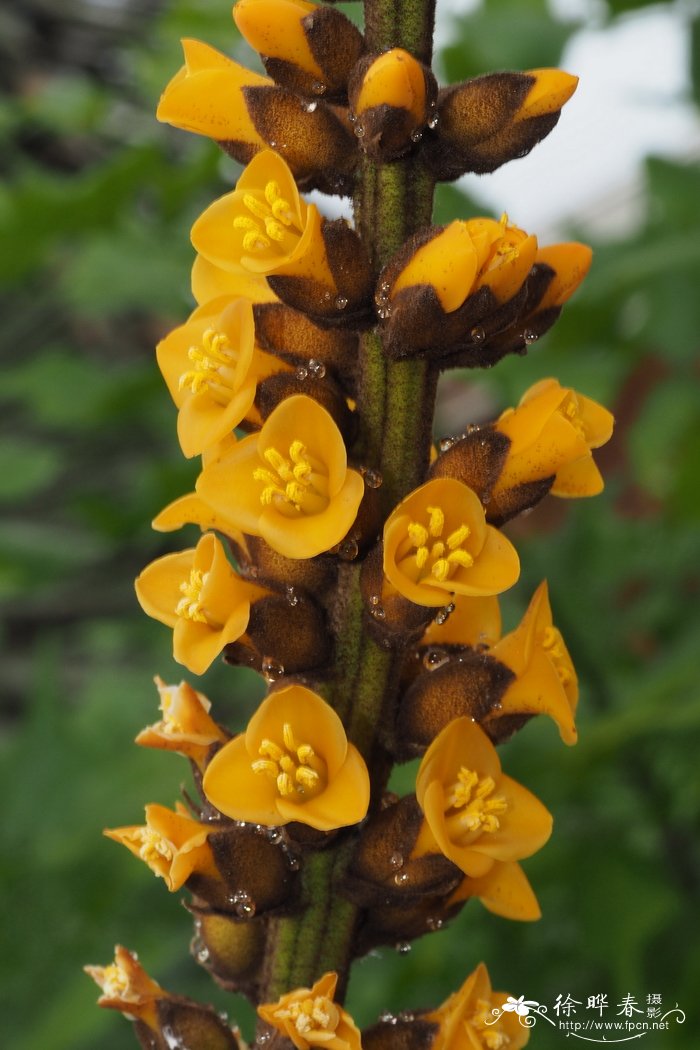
[234,0,365,99]
[348,49,437,161]
[425,67,578,180]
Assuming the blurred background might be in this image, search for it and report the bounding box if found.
[1,0,699,1047]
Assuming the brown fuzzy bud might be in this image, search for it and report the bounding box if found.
[424,68,578,180]
[429,426,510,504]
[360,542,434,649]
[234,590,333,675]
[253,302,359,392]
[348,50,438,161]
[154,998,242,1050]
[345,795,461,908]
[397,650,515,758]
[267,216,374,326]
[363,1018,437,1050]
[234,0,366,101]
[254,371,356,446]
[189,905,267,994]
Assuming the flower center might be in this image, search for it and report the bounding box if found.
[470,999,510,1049]
[541,626,573,686]
[136,828,174,866]
[446,767,508,836]
[158,688,186,734]
[489,212,520,268]
[175,568,211,623]
[274,995,340,1037]
[100,963,133,1000]
[560,391,587,439]
[253,440,328,517]
[233,179,303,254]
[251,723,327,801]
[178,328,239,401]
[406,505,474,583]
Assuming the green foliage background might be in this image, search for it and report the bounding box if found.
[1,1,699,1047]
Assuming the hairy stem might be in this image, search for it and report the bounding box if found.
[258,0,438,1010]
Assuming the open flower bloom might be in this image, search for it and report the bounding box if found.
[157,295,290,457]
[383,478,519,608]
[196,394,364,559]
[85,945,165,1028]
[202,683,370,831]
[493,378,614,499]
[191,150,336,290]
[135,676,227,767]
[390,214,537,314]
[449,860,542,922]
[487,581,578,745]
[156,38,271,145]
[105,802,217,891]
[135,532,267,674]
[258,971,362,1050]
[421,594,502,650]
[151,488,249,558]
[424,962,530,1050]
[413,717,552,877]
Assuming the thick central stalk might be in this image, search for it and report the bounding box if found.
[258,0,438,1010]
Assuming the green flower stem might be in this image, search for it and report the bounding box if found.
[258,0,438,1012]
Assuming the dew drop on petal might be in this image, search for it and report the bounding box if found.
[286,586,299,607]
[395,941,412,954]
[470,325,486,343]
[296,366,309,381]
[334,295,349,311]
[389,851,404,870]
[423,647,450,670]
[394,871,410,886]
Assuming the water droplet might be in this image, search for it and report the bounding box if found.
[267,826,284,844]
[286,586,299,607]
[394,870,410,886]
[257,1032,272,1045]
[370,604,386,620]
[354,124,365,137]
[196,945,210,964]
[235,894,256,918]
[428,115,439,129]
[399,1011,415,1022]
[389,851,404,870]
[426,916,444,931]
[219,1011,229,1023]
[296,365,309,380]
[470,325,485,343]
[338,537,359,561]
[410,128,423,143]
[261,656,284,682]
[369,594,381,606]
[376,304,392,320]
[312,81,326,95]
[523,329,539,345]
[379,1012,398,1025]
[162,1024,186,1050]
[423,647,450,670]
[304,100,318,113]
[323,291,332,302]
[308,358,326,378]
[334,295,348,311]
[433,602,455,626]
[286,853,301,871]
[362,467,383,489]
[395,941,412,954]
[439,436,456,452]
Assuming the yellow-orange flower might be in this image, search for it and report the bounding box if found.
[515,68,578,121]
[449,860,542,922]
[191,150,336,290]
[421,594,502,650]
[135,532,266,674]
[390,214,537,313]
[157,296,290,457]
[151,489,248,553]
[104,803,216,891]
[383,478,519,608]
[424,962,530,1050]
[135,676,227,766]
[85,945,165,1028]
[191,254,278,306]
[234,0,324,81]
[534,242,592,310]
[156,38,270,143]
[488,581,578,745]
[202,684,370,832]
[196,394,364,559]
[493,377,614,499]
[354,48,427,122]
[258,972,362,1050]
[413,716,552,877]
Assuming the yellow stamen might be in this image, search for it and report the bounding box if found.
[447,524,470,549]
[176,569,208,623]
[448,549,474,568]
[243,193,270,222]
[431,558,450,582]
[137,828,173,864]
[427,506,445,537]
[242,229,271,252]
[415,545,429,569]
[408,522,429,547]
[255,441,322,512]
[253,724,326,801]
[178,328,237,397]
[405,504,475,587]
[275,996,340,1037]
[447,766,508,834]
[431,541,445,559]
[265,218,286,242]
